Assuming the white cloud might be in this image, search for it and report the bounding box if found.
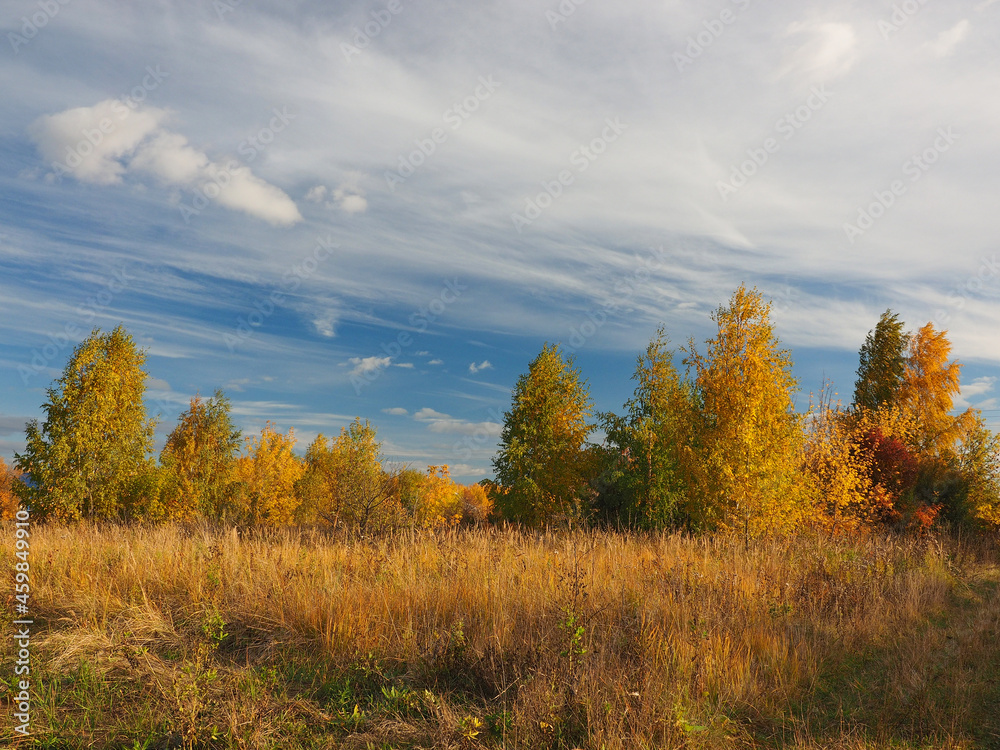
[468,359,493,374]
[382,407,408,415]
[955,375,997,410]
[305,185,327,202]
[426,419,503,437]
[777,21,857,81]
[29,99,301,226]
[414,407,451,421]
[411,406,502,436]
[30,100,165,185]
[338,192,368,214]
[306,174,368,214]
[394,362,414,368]
[928,20,971,58]
[312,310,337,338]
[428,359,443,365]
[348,356,391,377]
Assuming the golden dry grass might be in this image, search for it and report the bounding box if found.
[2,523,1000,749]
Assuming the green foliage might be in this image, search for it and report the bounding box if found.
[492,343,595,526]
[597,328,693,528]
[954,412,1000,528]
[15,325,156,520]
[296,418,401,530]
[853,309,908,414]
[159,390,242,521]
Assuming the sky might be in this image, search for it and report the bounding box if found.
[1,0,998,482]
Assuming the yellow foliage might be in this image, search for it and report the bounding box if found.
[805,391,917,533]
[683,285,810,536]
[899,322,971,458]
[413,465,463,528]
[230,422,304,525]
[460,483,493,524]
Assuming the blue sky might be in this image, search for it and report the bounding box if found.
[1,0,998,482]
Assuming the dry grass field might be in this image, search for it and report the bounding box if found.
[3,523,1000,749]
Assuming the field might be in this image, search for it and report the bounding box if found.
[3,524,1000,749]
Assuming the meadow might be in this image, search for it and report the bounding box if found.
[3,523,1000,749]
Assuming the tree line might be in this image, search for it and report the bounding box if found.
[491,286,1000,535]
[4,326,490,528]
[4,285,998,535]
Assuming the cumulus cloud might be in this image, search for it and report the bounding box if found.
[428,359,443,365]
[304,175,368,214]
[305,185,327,202]
[928,20,970,58]
[29,99,301,226]
[468,359,493,374]
[348,356,391,377]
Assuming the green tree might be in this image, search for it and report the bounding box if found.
[160,390,242,521]
[492,343,595,526]
[682,286,809,536]
[598,328,693,528]
[954,412,1000,528]
[296,418,401,530]
[853,310,908,414]
[15,326,156,521]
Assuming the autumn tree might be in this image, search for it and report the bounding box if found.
[296,418,401,530]
[15,326,156,521]
[228,423,304,525]
[954,412,1000,528]
[804,385,920,532]
[492,343,595,526]
[682,286,809,536]
[0,457,24,520]
[853,310,908,414]
[598,328,693,528]
[898,323,970,457]
[160,390,242,521]
[412,465,463,528]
